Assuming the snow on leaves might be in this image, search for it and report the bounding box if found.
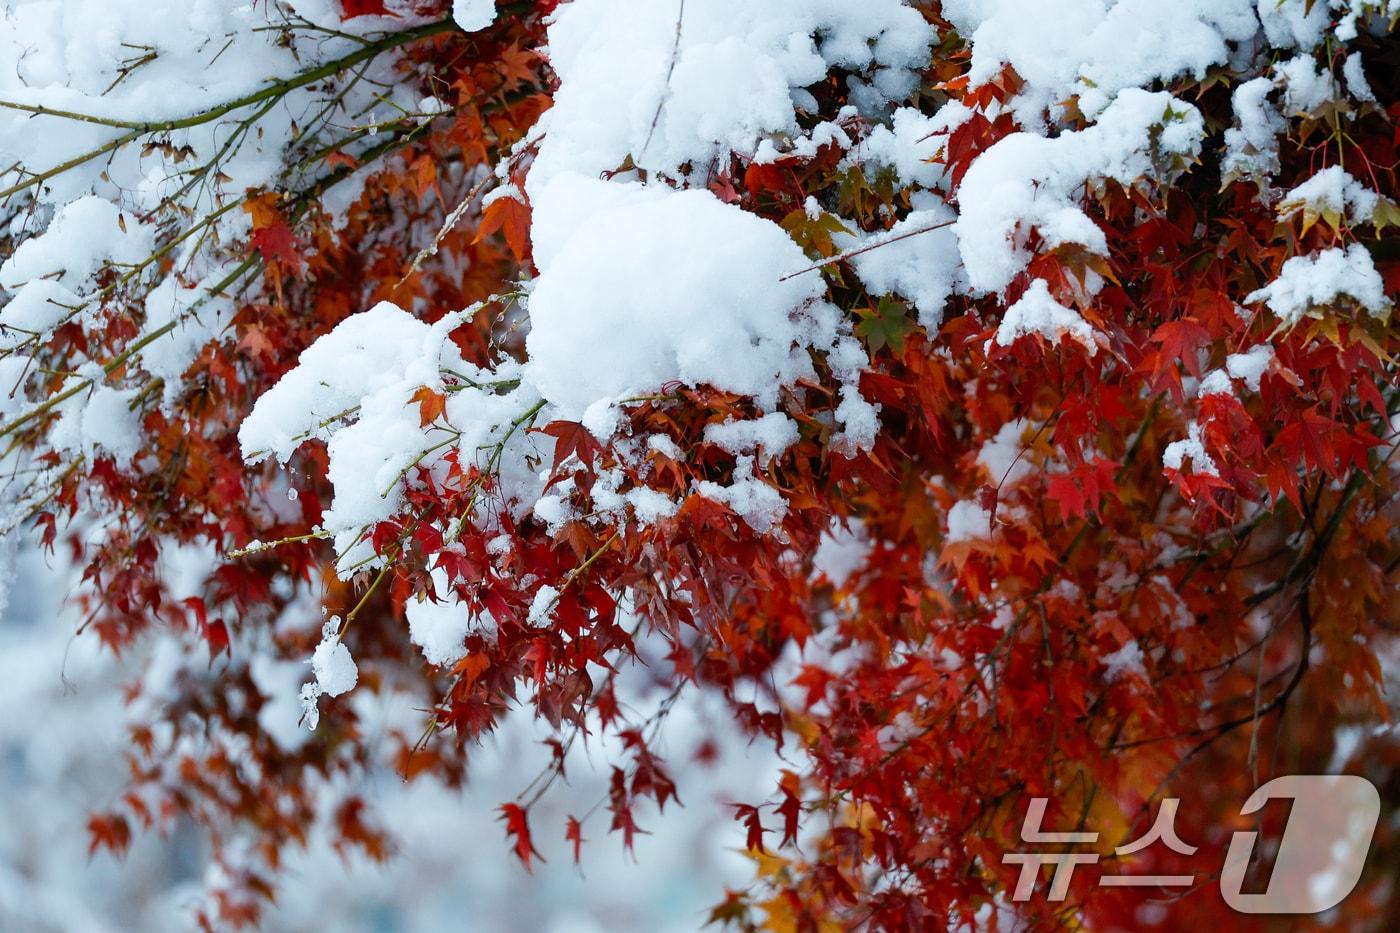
[2,0,1399,929]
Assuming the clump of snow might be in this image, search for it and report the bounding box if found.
[994,280,1098,354]
[0,196,153,296]
[1278,166,1380,226]
[1200,345,1274,399]
[693,456,788,533]
[1342,52,1377,103]
[1244,244,1391,326]
[312,631,358,698]
[451,0,496,32]
[977,419,1033,488]
[1256,0,1331,50]
[525,177,864,422]
[527,586,560,625]
[138,270,237,389]
[406,587,475,668]
[1162,422,1218,476]
[241,301,553,568]
[845,200,962,329]
[1101,639,1145,683]
[703,414,800,465]
[1223,75,1284,180]
[954,90,1204,295]
[812,519,870,588]
[945,499,992,544]
[0,280,81,351]
[527,0,935,193]
[1277,54,1332,114]
[80,387,143,467]
[938,0,1256,124]
[851,102,971,191]
[300,619,358,731]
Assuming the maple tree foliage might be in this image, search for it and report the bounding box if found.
[1,0,1399,929]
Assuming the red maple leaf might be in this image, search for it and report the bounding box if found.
[498,803,542,870]
[340,0,393,19]
[249,222,300,265]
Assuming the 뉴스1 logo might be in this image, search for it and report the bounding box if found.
[1002,774,1380,914]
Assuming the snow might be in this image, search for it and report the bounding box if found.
[1343,52,1377,103]
[0,280,81,351]
[451,0,496,32]
[1162,422,1218,476]
[1101,639,1145,683]
[938,0,1256,124]
[138,271,238,388]
[693,456,789,533]
[527,0,935,195]
[80,387,143,467]
[1256,0,1331,50]
[1223,75,1284,180]
[301,620,358,731]
[945,499,993,544]
[0,0,449,451]
[846,201,962,329]
[1278,55,1332,114]
[525,177,867,426]
[994,280,1098,354]
[0,196,153,295]
[1244,245,1391,327]
[406,592,474,667]
[703,414,800,465]
[240,302,441,464]
[978,419,1033,488]
[955,90,1204,295]
[812,519,870,588]
[1225,344,1274,392]
[311,631,358,698]
[1278,166,1380,225]
[852,103,970,191]
[527,585,560,625]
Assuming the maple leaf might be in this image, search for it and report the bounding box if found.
[87,813,132,857]
[734,803,767,853]
[475,192,532,263]
[238,324,276,360]
[340,0,394,19]
[249,222,300,265]
[777,771,802,847]
[855,297,916,354]
[496,44,539,94]
[565,815,585,864]
[410,385,447,427]
[1151,317,1211,378]
[498,803,542,870]
[538,420,601,474]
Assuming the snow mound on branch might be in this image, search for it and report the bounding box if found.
[844,200,962,329]
[527,0,935,194]
[994,279,1098,354]
[239,302,441,464]
[954,89,1204,295]
[525,176,836,415]
[1244,244,1391,326]
[0,280,80,352]
[241,300,552,569]
[0,196,153,295]
[939,0,1257,124]
[1278,165,1380,225]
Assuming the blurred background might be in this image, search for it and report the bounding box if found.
[0,540,780,932]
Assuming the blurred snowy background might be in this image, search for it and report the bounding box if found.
[0,540,779,932]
